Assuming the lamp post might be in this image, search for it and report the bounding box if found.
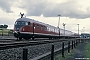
[63,23,66,36]
[58,14,61,37]
[77,24,79,35]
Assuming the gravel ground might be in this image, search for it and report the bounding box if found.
[0,36,15,39]
[0,41,68,60]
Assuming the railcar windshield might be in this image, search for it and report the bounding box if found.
[14,21,31,31]
[15,21,30,25]
[15,21,25,25]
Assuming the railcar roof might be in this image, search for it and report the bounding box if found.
[17,17,58,28]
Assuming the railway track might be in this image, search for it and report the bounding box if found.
[0,36,80,50]
[0,37,76,50]
[0,38,74,43]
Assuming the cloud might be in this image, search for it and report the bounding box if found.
[18,0,47,16]
[18,0,90,19]
[0,17,14,25]
[0,0,90,19]
[0,0,14,13]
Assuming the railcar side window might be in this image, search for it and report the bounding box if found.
[41,26,43,30]
[44,27,47,30]
[28,22,30,25]
[43,26,46,30]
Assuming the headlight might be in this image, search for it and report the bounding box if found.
[14,31,18,34]
[23,28,25,31]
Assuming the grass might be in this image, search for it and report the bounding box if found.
[0,28,13,35]
[55,48,76,60]
[84,42,90,60]
[55,43,84,60]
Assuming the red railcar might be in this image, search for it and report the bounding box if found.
[14,16,79,40]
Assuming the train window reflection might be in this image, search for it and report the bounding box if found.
[15,21,25,25]
[15,21,31,25]
[26,22,28,25]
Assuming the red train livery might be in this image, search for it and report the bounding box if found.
[14,15,79,40]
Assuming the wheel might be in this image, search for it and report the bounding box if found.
[19,37,22,40]
[24,38,29,40]
[32,37,34,40]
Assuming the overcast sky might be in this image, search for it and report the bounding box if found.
[0,0,90,34]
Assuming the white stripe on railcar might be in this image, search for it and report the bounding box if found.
[20,32,59,36]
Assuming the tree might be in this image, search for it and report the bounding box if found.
[0,24,8,28]
[0,25,3,28]
[3,24,8,28]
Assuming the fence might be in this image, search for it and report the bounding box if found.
[0,38,88,60]
[23,39,88,60]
